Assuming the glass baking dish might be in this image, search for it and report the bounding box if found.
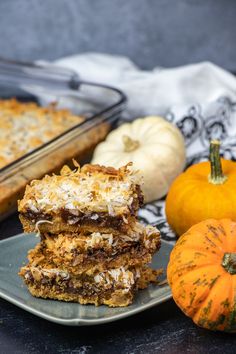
[0,58,126,220]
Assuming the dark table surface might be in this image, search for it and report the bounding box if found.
[0,214,236,354]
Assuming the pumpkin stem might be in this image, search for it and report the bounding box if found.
[208,140,227,185]
[222,253,236,274]
[122,135,140,152]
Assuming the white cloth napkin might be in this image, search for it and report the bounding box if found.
[51,53,236,164]
[34,53,236,241]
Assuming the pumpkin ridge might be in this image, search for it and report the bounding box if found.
[151,160,170,190]
[168,182,197,235]
[204,235,219,249]
[219,189,236,250]
[146,140,182,153]
[170,247,222,263]
[223,225,236,253]
[131,118,157,136]
[145,124,181,138]
[170,266,224,319]
[173,234,225,255]
[192,273,226,326]
[183,162,211,178]
[141,143,185,168]
[168,263,223,285]
[170,240,221,256]
[227,277,236,331]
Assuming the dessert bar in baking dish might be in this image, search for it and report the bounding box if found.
[0,98,84,169]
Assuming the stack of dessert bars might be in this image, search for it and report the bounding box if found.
[19,163,161,307]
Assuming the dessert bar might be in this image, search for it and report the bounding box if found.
[0,98,84,169]
[19,163,161,307]
[18,164,144,235]
[25,224,160,275]
[20,263,161,307]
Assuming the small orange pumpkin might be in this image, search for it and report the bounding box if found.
[167,219,236,332]
[166,140,236,236]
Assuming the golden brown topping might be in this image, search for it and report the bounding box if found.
[18,162,141,217]
[0,98,84,169]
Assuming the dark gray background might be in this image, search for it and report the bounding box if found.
[0,2,236,353]
[0,0,235,70]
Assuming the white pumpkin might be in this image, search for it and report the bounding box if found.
[91,116,186,203]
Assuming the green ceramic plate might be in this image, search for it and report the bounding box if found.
[0,233,172,326]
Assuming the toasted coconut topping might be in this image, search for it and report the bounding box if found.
[94,266,135,290]
[18,163,142,217]
[35,220,54,236]
[0,98,83,168]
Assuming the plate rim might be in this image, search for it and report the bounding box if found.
[0,233,172,326]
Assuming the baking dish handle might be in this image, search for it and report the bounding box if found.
[0,57,80,90]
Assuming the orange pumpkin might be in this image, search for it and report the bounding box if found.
[166,140,236,236]
[167,219,236,332]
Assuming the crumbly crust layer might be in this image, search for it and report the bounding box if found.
[19,264,137,306]
[19,263,161,307]
[24,284,134,307]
